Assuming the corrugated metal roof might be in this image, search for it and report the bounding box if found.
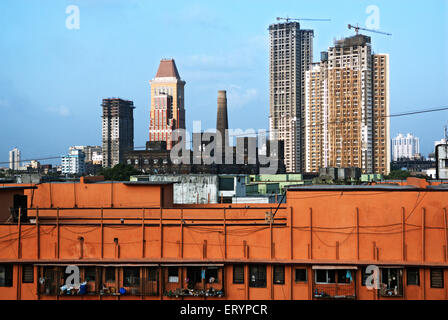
[123,181,177,186]
[287,184,425,192]
[426,184,448,190]
[0,186,37,190]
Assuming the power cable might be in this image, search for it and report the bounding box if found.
[1,105,447,163]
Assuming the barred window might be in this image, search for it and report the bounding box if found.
[407,268,420,286]
[249,265,266,288]
[148,267,158,282]
[105,267,115,283]
[273,265,285,284]
[22,265,34,283]
[295,268,307,282]
[186,267,202,284]
[168,267,178,283]
[0,265,13,287]
[430,269,444,289]
[233,265,244,284]
[123,267,140,287]
[380,268,403,297]
[205,267,218,284]
[361,267,370,286]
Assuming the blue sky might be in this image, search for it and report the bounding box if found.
[0,0,447,165]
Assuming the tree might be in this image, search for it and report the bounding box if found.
[385,170,412,180]
[97,163,142,181]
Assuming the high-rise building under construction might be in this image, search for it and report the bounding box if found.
[101,98,135,168]
[304,35,390,175]
[269,21,314,173]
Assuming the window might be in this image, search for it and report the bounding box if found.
[123,267,140,287]
[84,267,97,294]
[205,267,218,284]
[40,267,59,295]
[105,267,115,283]
[407,268,420,286]
[337,270,353,284]
[430,269,444,289]
[249,265,267,288]
[315,270,335,284]
[168,267,179,283]
[148,267,158,282]
[219,177,234,191]
[145,267,159,296]
[84,267,96,282]
[186,267,202,284]
[361,267,375,286]
[380,268,403,297]
[295,268,307,282]
[0,265,13,287]
[273,265,285,284]
[22,265,34,283]
[233,265,244,284]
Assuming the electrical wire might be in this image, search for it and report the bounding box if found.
[1,105,447,164]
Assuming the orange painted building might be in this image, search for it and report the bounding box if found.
[0,178,448,300]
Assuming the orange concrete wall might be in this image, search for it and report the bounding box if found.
[23,183,165,209]
[0,182,448,300]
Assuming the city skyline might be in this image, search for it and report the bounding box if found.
[0,0,447,164]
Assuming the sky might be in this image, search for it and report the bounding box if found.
[0,0,447,166]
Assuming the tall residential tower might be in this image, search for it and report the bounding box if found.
[304,35,390,175]
[269,22,314,173]
[101,98,135,168]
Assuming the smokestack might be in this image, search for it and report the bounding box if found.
[216,90,229,151]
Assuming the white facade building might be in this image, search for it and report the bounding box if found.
[61,148,86,175]
[9,148,21,171]
[130,174,246,204]
[392,133,420,161]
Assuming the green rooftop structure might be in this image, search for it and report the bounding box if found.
[246,174,308,195]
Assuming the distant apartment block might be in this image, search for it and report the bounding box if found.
[304,35,390,175]
[71,145,103,174]
[436,143,448,179]
[101,98,135,168]
[61,148,85,175]
[72,146,102,163]
[149,59,186,150]
[91,151,103,165]
[392,133,420,161]
[269,21,314,173]
[9,148,21,171]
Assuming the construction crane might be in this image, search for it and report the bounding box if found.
[348,23,392,36]
[276,17,331,23]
